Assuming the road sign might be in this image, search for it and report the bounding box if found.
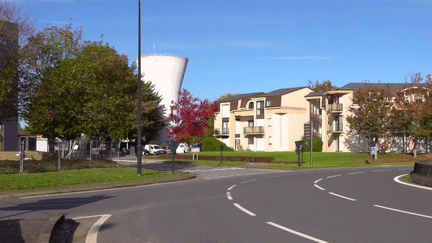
[371,147,376,156]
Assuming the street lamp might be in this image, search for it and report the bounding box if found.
[137,0,142,176]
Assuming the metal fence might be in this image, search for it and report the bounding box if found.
[54,139,121,160]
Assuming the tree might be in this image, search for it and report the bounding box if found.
[390,73,432,157]
[167,89,218,144]
[346,83,394,159]
[308,80,337,92]
[24,42,164,152]
[217,93,239,101]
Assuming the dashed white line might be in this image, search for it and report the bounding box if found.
[314,178,323,184]
[73,214,111,243]
[241,179,258,184]
[267,222,329,243]
[329,192,357,201]
[233,203,256,216]
[314,184,326,191]
[374,205,432,219]
[372,169,391,173]
[227,192,233,200]
[228,185,236,191]
[326,174,341,178]
[348,171,365,175]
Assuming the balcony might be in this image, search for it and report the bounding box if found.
[328,103,343,113]
[328,123,343,134]
[214,128,229,137]
[244,126,265,135]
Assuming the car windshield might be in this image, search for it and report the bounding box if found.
[153,145,162,149]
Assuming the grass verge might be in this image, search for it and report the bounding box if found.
[0,159,194,198]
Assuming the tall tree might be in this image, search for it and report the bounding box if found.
[390,73,432,157]
[308,80,337,92]
[24,42,164,151]
[167,89,217,144]
[346,83,394,159]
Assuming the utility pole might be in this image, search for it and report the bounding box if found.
[137,0,142,176]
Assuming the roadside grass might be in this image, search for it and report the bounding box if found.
[178,151,429,169]
[0,159,193,196]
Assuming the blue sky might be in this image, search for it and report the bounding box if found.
[17,0,432,101]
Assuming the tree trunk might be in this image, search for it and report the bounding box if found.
[374,141,378,160]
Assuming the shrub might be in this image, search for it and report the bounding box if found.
[301,136,323,152]
[202,137,234,151]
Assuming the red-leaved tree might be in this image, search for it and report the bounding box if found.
[167,89,217,144]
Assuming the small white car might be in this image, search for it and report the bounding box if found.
[144,144,164,155]
[176,143,190,154]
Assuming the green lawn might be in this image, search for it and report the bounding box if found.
[181,151,427,169]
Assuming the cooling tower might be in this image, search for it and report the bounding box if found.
[139,54,188,142]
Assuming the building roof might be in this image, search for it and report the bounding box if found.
[217,92,265,102]
[305,91,325,98]
[262,86,309,97]
[339,82,415,90]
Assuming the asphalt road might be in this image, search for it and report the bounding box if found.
[1,165,431,242]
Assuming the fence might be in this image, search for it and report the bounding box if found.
[54,139,121,160]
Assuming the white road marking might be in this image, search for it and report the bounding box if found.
[314,184,326,191]
[267,222,329,243]
[374,205,432,219]
[203,173,259,180]
[314,178,323,184]
[372,169,391,173]
[241,179,258,184]
[394,174,432,191]
[233,203,256,216]
[329,192,357,201]
[73,214,111,243]
[326,174,341,178]
[228,185,236,191]
[227,192,233,200]
[348,171,365,175]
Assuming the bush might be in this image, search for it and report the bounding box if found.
[202,137,234,151]
[301,136,323,152]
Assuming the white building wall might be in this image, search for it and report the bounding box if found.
[272,114,289,151]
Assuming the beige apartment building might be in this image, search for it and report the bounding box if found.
[214,87,313,152]
[306,83,431,153]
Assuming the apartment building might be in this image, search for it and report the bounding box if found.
[214,87,313,152]
[305,83,431,153]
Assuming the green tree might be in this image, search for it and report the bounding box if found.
[308,80,337,92]
[346,82,394,159]
[390,73,432,157]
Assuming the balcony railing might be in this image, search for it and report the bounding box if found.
[328,103,343,112]
[244,126,265,135]
[214,128,229,136]
[328,123,343,133]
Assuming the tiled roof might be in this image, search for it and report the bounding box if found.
[262,86,309,97]
[217,92,264,102]
[305,91,326,97]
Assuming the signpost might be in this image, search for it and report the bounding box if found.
[191,147,200,160]
[167,140,180,174]
[220,145,224,165]
[295,140,304,167]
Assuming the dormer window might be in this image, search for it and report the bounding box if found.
[266,100,271,107]
[248,102,254,109]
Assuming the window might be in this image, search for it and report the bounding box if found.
[266,100,271,107]
[248,102,254,109]
[268,136,272,145]
[268,118,272,127]
[248,138,254,145]
[222,121,229,134]
[257,101,264,116]
[248,120,254,127]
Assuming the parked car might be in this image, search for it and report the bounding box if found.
[142,147,150,155]
[144,144,164,155]
[176,143,190,154]
[161,146,168,154]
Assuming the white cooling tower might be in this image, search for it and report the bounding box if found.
[139,54,188,142]
[139,54,188,117]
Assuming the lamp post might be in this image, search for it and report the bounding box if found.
[137,0,142,176]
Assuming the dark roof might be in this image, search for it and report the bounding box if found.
[305,91,325,98]
[338,82,424,91]
[262,86,309,97]
[217,92,264,102]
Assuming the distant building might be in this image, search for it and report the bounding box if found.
[0,20,19,151]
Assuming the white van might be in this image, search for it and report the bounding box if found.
[144,144,164,155]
